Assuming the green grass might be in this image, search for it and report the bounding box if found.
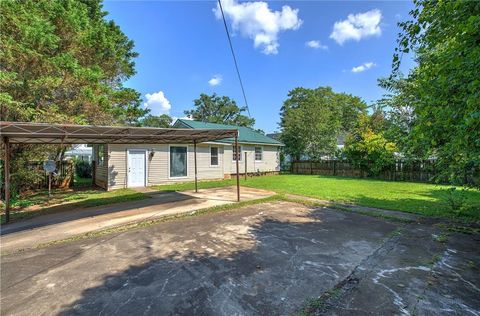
[4,174,480,225]
[1,188,147,224]
[73,175,93,187]
[152,175,480,221]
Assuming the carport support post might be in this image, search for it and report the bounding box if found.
[244,152,247,180]
[235,133,240,202]
[194,140,198,193]
[3,136,10,223]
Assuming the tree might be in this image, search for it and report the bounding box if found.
[344,114,397,176]
[0,0,147,125]
[184,93,255,127]
[384,0,480,186]
[377,76,417,156]
[279,86,366,161]
[0,0,147,195]
[139,114,172,128]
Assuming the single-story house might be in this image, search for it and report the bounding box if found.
[92,119,284,190]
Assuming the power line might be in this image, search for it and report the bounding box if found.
[217,0,251,118]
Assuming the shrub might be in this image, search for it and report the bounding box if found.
[444,187,466,214]
[74,159,92,178]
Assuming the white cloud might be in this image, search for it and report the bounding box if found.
[330,9,382,45]
[143,91,171,114]
[351,62,376,73]
[305,40,328,50]
[208,74,223,86]
[214,0,302,55]
[171,115,192,124]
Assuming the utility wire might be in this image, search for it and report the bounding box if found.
[217,0,251,118]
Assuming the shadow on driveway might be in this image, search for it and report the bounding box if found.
[2,200,478,315]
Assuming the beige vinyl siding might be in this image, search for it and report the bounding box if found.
[107,144,224,190]
[93,144,108,189]
[223,144,280,174]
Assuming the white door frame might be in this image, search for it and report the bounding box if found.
[127,149,148,187]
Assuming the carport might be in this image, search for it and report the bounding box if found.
[0,121,241,223]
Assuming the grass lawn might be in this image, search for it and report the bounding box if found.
[73,175,93,187]
[152,175,480,221]
[3,174,479,224]
[1,188,147,224]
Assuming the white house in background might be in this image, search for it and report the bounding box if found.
[92,119,284,190]
[65,144,92,161]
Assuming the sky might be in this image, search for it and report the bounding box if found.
[103,0,415,133]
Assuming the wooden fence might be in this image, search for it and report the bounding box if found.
[30,160,75,189]
[291,160,437,183]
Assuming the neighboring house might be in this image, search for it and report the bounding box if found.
[92,119,284,190]
[65,144,92,162]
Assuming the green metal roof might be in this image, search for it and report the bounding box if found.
[173,119,284,146]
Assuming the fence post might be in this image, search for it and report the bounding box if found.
[333,160,336,176]
[310,161,313,175]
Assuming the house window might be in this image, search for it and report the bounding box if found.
[210,147,219,166]
[255,147,263,161]
[232,145,242,161]
[170,146,187,177]
[97,145,105,166]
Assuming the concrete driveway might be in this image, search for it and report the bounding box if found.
[0,187,274,253]
[1,201,479,315]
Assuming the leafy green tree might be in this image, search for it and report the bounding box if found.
[279,86,366,161]
[184,93,255,127]
[139,114,172,128]
[0,0,147,195]
[384,0,480,186]
[344,114,397,176]
[377,76,417,156]
[0,0,147,125]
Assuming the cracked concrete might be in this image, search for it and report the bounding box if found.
[0,187,274,253]
[1,201,479,315]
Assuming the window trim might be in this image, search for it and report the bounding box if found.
[168,145,189,179]
[210,146,220,167]
[232,145,243,162]
[254,146,263,162]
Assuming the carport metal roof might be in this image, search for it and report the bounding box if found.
[1,121,242,223]
[0,121,238,144]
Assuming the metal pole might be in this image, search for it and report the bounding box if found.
[48,172,52,197]
[194,140,198,193]
[3,137,10,223]
[235,134,240,202]
[244,151,247,180]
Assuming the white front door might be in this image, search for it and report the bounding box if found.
[128,150,146,187]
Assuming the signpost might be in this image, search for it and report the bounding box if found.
[43,160,56,197]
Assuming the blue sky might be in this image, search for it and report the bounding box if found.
[104,0,415,133]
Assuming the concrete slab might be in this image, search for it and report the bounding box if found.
[1,201,478,316]
[0,187,274,253]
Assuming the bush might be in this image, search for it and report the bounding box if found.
[74,159,92,178]
[444,187,466,214]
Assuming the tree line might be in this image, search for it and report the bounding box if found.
[280,0,479,187]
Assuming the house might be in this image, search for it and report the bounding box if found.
[65,144,93,162]
[92,119,284,190]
